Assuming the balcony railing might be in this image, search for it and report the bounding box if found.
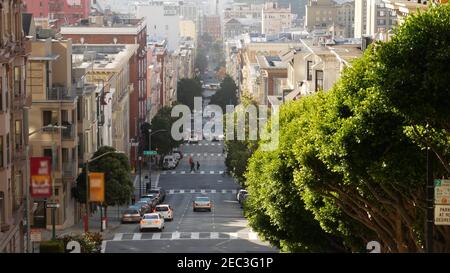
[62,124,75,140]
[63,162,76,177]
[47,87,75,101]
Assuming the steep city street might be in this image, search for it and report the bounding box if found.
[103,140,277,253]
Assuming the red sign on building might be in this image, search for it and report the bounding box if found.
[30,157,52,198]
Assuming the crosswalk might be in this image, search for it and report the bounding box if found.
[109,232,259,242]
[167,189,237,195]
[183,153,225,157]
[182,143,223,147]
[161,170,225,175]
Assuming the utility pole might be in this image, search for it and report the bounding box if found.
[426,147,434,253]
[139,156,142,197]
[149,129,152,189]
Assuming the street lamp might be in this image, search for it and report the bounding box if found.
[84,151,124,233]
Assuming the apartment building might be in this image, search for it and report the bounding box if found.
[262,2,293,35]
[0,0,32,253]
[306,0,355,38]
[27,37,79,230]
[354,0,397,40]
[202,15,222,41]
[383,0,447,24]
[223,3,264,20]
[72,44,138,161]
[60,16,147,169]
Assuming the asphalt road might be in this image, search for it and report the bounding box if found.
[103,140,278,253]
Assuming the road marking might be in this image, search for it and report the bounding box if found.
[204,143,209,146]
[211,190,216,193]
[180,190,185,194]
[197,153,201,157]
[172,232,180,240]
[162,171,167,175]
[211,154,214,157]
[180,171,186,174]
[184,154,188,157]
[222,189,227,194]
[199,144,202,146]
[152,233,161,240]
[229,233,238,240]
[232,190,237,194]
[211,143,215,146]
[204,153,208,156]
[211,232,219,239]
[154,173,161,188]
[101,241,107,253]
[201,189,206,193]
[132,233,141,240]
[171,171,176,174]
[191,232,200,240]
[113,233,123,241]
[210,171,214,174]
[217,154,222,157]
[219,171,224,175]
[249,232,258,241]
[169,190,175,194]
[190,189,195,193]
[200,171,205,174]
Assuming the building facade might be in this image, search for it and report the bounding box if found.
[261,2,293,35]
[202,15,222,41]
[60,17,147,169]
[0,0,31,253]
[27,37,79,230]
[354,0,397,40]
[23,0,90,30]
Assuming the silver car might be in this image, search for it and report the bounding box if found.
[193,196,212,212]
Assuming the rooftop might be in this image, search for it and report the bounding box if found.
[72,44,139,71]
[60,17,146,35]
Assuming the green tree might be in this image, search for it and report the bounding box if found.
[150,106,183,156]
[195,49,208,74]
[177,78,203,110]
[210,75,238,111]
[74,146,133,215]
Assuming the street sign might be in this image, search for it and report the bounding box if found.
[30,229,42,242]
[435,179,450,204]
[46,203,60,209]
[434,205,450,225]
[144,150,158,155]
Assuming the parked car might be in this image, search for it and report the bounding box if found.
[163,155,177,170]
[146,188,166,203]
[128,205,144,216]
[236,189,248,203]
[193,196,212,212]
[121,208,142,224]
[240,193,250,209]
[153,204,173,221]
[140,213,165,232]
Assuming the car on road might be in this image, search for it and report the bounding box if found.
[135,200,152,213]
[236,189,248,203]
[140,213,165,232]
[162,155,177,170]
[193,196,212,212]
[147,188,166,203]
[140,195,158,210]
[121,208,142,223]
[153,204,173,221]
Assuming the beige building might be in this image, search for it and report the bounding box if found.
[306,0,355,38]
[382,0,447,25]
[261,2,293,35]
[180,20,197,44]
[354,0,398,40]
[279,39,362,104]
[0,0,31,253]
[27,37,79,229]
[224,3,264,20]
[72,44,138,160]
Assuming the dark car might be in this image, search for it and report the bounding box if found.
[121,208,142,224]
[146,188,166,203]
[135,200,151,213]
[140,195,158,210]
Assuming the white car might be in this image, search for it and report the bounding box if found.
[163,155,177,170]
[193,196,212,212]
[154,204,173,221]
[140,213,165,232]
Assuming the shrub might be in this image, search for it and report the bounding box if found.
[39,240,65,253]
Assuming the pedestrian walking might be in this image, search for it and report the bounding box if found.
[196,161,200,171]
[190,162,195,172]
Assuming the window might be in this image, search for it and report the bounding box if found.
[6,133,9,165]
[315,70,324,91]
[307,61,313,81]
[43,110,57,126]
[0,77,3,111]
[0,136,3,168]
[0,192,5,225]
[14,66,21,96]
[15,120,22,149]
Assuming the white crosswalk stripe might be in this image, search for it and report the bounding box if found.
[166,189,237,194]
[113,233,123,241]
[169,190,175,194]
[200,171,205,174]
[190,189,195,193]
[210,171,214,174]
[180,190,185,194]
[110,232,261,242]
[180,171,186,174]
[211,190,216,193]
